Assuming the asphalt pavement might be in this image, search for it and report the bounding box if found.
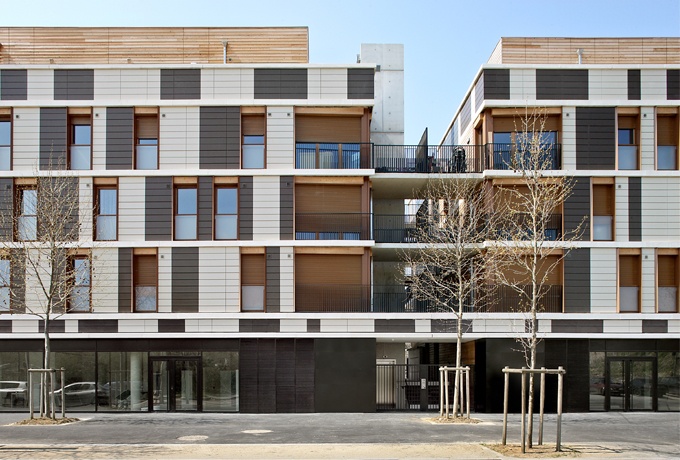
[0,411,677,459]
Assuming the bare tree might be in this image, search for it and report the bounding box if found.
[401,177,500,418]
[0,163,90,418]
[491,108,584,447]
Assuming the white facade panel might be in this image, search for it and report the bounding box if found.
[92,106,107,170]
[266,106,294,169]
[603,319,642,334]
[27,69,53,101]
[212,68,243,99]
[12,107,40,171]
[307,68,321,100]
[92,247,118,313]
[157,247,172,313]
[641,248,656,313]
[641,177,680,241]
[279,246,294,313]
[319,68,347,100]
[590,248,617,313]
[589,69,627,100]
[509,69,536,101]
[280,318,307,333]
[199,247,228,313]
[561,107,576,170]
[225,247,240,312]
[252,176,280,240]
[615,177,629,242]
[240,69,255,99]
[94,69,120,100]
[160,107,200,169]
[118,177,145,241]
[79,176,93,242]
[640,69,666,100]
[640,107,655,170]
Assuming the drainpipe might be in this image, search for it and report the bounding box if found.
[222,40,228,64]
[576,48,584,65]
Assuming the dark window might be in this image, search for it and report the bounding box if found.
[95,186,117,241]
[215,187,238,240]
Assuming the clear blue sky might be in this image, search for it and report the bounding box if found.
[3,0,679,143]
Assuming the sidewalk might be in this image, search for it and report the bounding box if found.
[0,411,678,459]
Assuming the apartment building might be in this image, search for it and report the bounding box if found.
[0,30,677,414]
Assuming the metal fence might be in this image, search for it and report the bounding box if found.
[376,364,453,411]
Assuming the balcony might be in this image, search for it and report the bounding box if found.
[484,284,563,313]
[295,142,371,169]
[295,213,371,240]
[295,284,370,312]
[497,213,563,241]
[373,214,417,243]
[486,143,561,170]
[373,144,484,173]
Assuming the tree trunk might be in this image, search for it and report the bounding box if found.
[43,315,52,419]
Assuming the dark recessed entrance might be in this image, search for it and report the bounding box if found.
[149,357,202,412]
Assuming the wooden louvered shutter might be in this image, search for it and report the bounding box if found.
[242,115,265,136]
[295,184,361,213]
[593,184,613,215]
[295,116,361,143]
[658,255,677,286]
[134,255,157,286]
[241,254,265,285]
[619,255,640,286]
[296,254,361,285]
[657,115,678,145]
[136,116,158,139]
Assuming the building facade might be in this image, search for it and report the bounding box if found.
[0,30,678,414]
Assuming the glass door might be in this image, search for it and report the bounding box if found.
[605,357,656,411]
[150,357,201,412]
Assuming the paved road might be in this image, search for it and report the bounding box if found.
[0,411,678,459]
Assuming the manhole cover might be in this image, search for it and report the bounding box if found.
[242,430,272,435]
[177,435,209,442]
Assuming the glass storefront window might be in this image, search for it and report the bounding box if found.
[52,352,96,412]
[202,352,239,412]
[0,352,42,412]
[97,352,149,411]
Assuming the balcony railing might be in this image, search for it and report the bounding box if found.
[295,284,370,312]
[295,213,371,240]
[484,284,563,313]
[498,213,563,241]
[486,143,561,170]
[295,142,372,169]
[373,214,417,243]
[373,144,485,173]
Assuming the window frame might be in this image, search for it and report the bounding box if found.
[68,115,92,171]
[174,184,198,241]
[0,112,12,171]
[67,255,91,313]
[94,182,118,241]
[214,185,238,240]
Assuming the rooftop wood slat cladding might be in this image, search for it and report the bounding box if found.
[0,27,309,64]
[494,37,680,64]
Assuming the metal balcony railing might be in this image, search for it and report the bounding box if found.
[486,143,561,170]
[295,142,372,169]
[295,284,370,312]
[373,145,485,173]
[295,213,371,240]
[497,213,563,241]
[484,284,563,313]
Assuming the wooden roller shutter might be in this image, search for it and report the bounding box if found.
[592,184,613,215]
[296,254,361,285]
[538,255,562,285]
[242,254,265,285]
[134,255,157,286]
[242,115,265,136]
[295,184,361,213]
[657,115,678,145]
[295,115,361,143]
[658,255,677,286]
[619,255,640,286]
[618,115,637,131]
[493,117,515,132]
[136,116,158,139]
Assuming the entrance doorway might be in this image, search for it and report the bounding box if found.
[149,357,202,412]
[605,357,657,411]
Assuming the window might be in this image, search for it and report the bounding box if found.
[657,114,678,170]
[658,252,679,313]
[592,182,614,241]
[134,254,157,312]
[68,257,90,312]
[0,117,10,171]
[618,114,638,170]
[174,186,197,240]
[241,253,265,311]
[0,259,9,312]
[135,114,158,169]
[619,253,641,312]
[215,186,237,240]
[17,187,37,241]
[242,114,265,169]
[95,185,117,241]
[69,116,91,170]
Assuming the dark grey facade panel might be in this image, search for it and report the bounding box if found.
[551,319,603,333]
[39,107,68,169]
[374,319,415,333]
[452,119,459,145]
[347,68,374,99]
[275,340,295,412]
[315,338,375,412]
[431,319,472,334]
[564,248,591,313]
[78,320,117,333]
[106,107,134,170]
[627,69,641,100]
[564,177,591,240]
[544,339,590,412]
[628,177,642,241]
[61,177,80,241]
[0,69,28,100]
[0,321,10,333]
[239,339,259,413]
[197,176,213,241]
[536,69,588,100]
[280,176,294,239]
[198,106,240,169]
[294,339,315,412]
[225,106,241,168]
[0,179,13,241]
[460,96,471,131]
[474,72,484,110]
[254,69,308,99]
[239,177,253,240]
[171,247,199,313]
[38,320,65,334]
[483,69,510,100]
[144,176,172,241]
[667,69,680,100]
[118,248,132,313]
[158,319,186,333]
[54,69,94,100]
[575,107,616,170]
[266,247,280,313]
[642,320,668,333]
[306,319,320,333]
[160,69,201,100]
[239,319,281,333]
[10,250,25,313]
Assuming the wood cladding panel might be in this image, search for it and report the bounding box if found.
[295,184,361,213]
[295,254,361,285]
[242,253,265,285]
[658,255,678,286]
[295,115,361,143]
[619,254,640,286]
[657,115,678,145]
[0,27,308,64]
[593,184,614,215]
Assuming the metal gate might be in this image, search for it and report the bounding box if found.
[376,364,452,411]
